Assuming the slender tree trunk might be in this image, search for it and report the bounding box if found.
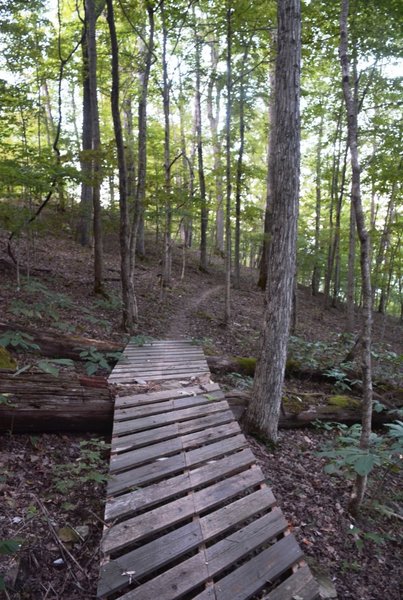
[339,0,373,515]
[311,113,323,296]
[234,46,248,289]
[257,56,276,291]
[76,37,93,248]
[85,0,104,295]
[224,1,232,324]
[135,3,154,259]
[346,199,356,330]
[106,0,137,332]
[161,9,172,288]
[207,42,224,257]
[246,0,301,443]
[194,25,208,273]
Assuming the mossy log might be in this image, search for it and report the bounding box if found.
[225,390,398,427]
[0,369,114,433]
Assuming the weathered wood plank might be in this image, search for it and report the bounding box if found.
[108,434,246,496]
[200,488,276,540]
[106,449,256,521]
[114,391,223,421]
[262,565,319,600]
[111,420,240,473]
[214,535,304,600]
[111,409,234,453]
[205,508,287,571]
[103,467,266,556]
[109,371,210,383]
[107,453,186,496]
[110,437,183,473]
[115,553,209,600]
[112,362,208,374]
[112,400,229,436]
[98,521,203,598]
[185,434,247,467]
[114,384,220,409]
[102,494,195,555]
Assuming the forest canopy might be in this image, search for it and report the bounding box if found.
[0,0,402,320]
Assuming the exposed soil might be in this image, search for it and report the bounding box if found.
[0,228,402,599]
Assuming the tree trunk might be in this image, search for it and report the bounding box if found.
[207,41,224,257]
[135,2,155,259]
[0,370,113,433]
[346,198,356,330]
[106,0,138,331]
[311,113,323,296]
[339,0,373,515]
[76,37,93,247]
[245,0,301,443]
[234,47,247,289]
[194,24,208,273]
[224,1,232,324]
[161,9,172,288]
[257,55,276,291]
[85,0,105,295]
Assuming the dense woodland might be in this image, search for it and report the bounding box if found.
[0,0,402,598]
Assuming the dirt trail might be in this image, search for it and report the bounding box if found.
[165,284,223,339]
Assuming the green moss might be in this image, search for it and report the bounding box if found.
[234,357,257,376]
[0,347,17,370]
[285,358,302,375]
[327,395,360,409]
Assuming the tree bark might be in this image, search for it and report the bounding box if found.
[245,0,301,443]
[0,370,113,433]
[311,113,323,296]
[339,0,373,515]
[194,23,208,273]
[106,0,138,331]
[161,8,172,288]
[207,42,224,257]
[257,53,276,291]
[85,0,105,295]
[224,1,232,324]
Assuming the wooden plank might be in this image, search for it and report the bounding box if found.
[200,488,276,540]
[106,449,256,521]
[112,423,179,453]
[115,360,207,369]
[106,501,286,600]
[262,565,319,600]
[99,470,269,598]
[111,409,234,453]
[101,494,196,555]
[114,384,219,408]
[115,553,209,600]
[112,400,229,436]
[111,421,240,473]
[110,437,183,473]
[98,521,203,598]
[107,453,186,496]
[214,535,304,600]
[114,390,223,421]
[109,371,209,383]
[103,467,266,556]
[205,508,287,571]
[108,434,246,496]
[185,434,247,467]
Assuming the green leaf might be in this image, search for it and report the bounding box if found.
[0,539,22,555]
[37,361,59,377]
[353,453,377,476]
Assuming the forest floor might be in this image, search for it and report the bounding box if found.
[0,229,402,599]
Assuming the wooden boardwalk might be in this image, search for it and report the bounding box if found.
[98,340,318,600]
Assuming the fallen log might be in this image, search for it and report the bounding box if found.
[0,321,122,361]
[225,390,400,428]
[0,370,114,433]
